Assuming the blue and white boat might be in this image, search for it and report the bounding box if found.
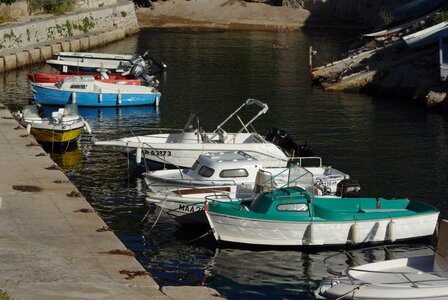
[32,76,161,107]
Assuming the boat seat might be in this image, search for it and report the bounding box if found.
[244,133,264,143]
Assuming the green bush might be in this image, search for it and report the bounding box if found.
[29,0,75,15]
[0,0,17,4]
[434,11,448,24]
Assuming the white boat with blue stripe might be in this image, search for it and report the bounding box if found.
[32,76,161,107]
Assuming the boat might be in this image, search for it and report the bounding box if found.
[47,50,167,74]
[94,99,310,168]
[143,151,355,195]
[27,72,142,85]
[402,21,448,48]
[145,156,359,226]
[46,50,165,87]
[31,76,161,107]
[204,165,439,246]
[363,9,440,42]
[439,28,448,81]
[12,103,91,147]
[314,220,448,299]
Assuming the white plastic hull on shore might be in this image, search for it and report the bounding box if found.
[403,21,448,48]
[205,212,439,246]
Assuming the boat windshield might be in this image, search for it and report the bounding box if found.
[284,164,315,196]
[183,113,200,132]
[63,103,80,117]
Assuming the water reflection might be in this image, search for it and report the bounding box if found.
[1,29,448,299]
[50,147,83,171]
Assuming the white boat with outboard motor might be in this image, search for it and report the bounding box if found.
[94,99,313,168]
[145,159,360,226]
[47,50,167,73]
[46,50,166,86]
[315,219,448,299]
[143,151,356,195]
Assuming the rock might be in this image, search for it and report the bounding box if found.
[426,91,447,108]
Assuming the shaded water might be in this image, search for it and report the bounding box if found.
[1,28,447,299]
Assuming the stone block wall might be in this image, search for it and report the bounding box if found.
[0,2,138,53]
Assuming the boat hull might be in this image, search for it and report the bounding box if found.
[28,73,141,85]
[30,127,82,143]
[118,142,288,168]
[32,84,160,107]
[205,211,439,246]
[319,255,448,299]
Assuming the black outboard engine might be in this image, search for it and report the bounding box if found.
[297,142,314,157]
[335,179,361,198]
[265,128,314,158]
[142,50,167,70]
[129,63,158,87]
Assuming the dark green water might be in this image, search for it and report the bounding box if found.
[1,28,447,299]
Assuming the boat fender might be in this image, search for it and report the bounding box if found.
[98,89,102,103]
[307,223,316,245]
[136,146,142,164]
[26,123,31,134]
[387,219,396,242]
[84,120,92,134]
[350,222,360,244]
[117,90,122,105]
[155,95,160,106]
[71,92,77,104]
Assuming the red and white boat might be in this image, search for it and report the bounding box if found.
[27,72,142,86]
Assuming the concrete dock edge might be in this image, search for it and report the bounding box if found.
[0,103,167,299]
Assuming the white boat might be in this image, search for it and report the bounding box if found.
[204,165,439,246]
[315,220,448,299]
[363,8,441,41]
[143,151,354,195]
[403,21,448,48]
[12,103,91,147]
[47,50,167,74]
[94,99,305,168]
[145,159,359,226]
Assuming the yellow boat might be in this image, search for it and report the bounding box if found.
[13,103,91,147]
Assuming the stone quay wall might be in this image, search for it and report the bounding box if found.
[0,1,139,72]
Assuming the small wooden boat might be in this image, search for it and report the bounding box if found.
[204,165,439,246]
[27,72,142,85]
[403,21,448,48]
[315,220,448,299]
[32,76,161,107]
[13,103,91,147]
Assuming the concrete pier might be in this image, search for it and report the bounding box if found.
[0,104,222,299]
[0,104,166,299]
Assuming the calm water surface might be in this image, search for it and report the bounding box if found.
[1,29,447,299]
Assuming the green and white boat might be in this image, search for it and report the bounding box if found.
[205,165,439,246]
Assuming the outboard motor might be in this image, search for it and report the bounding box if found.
[265,128,314,158]
[142,50,167,70]
[335,179,361,198]
[297,142,314,157]
[129,63,158,87]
